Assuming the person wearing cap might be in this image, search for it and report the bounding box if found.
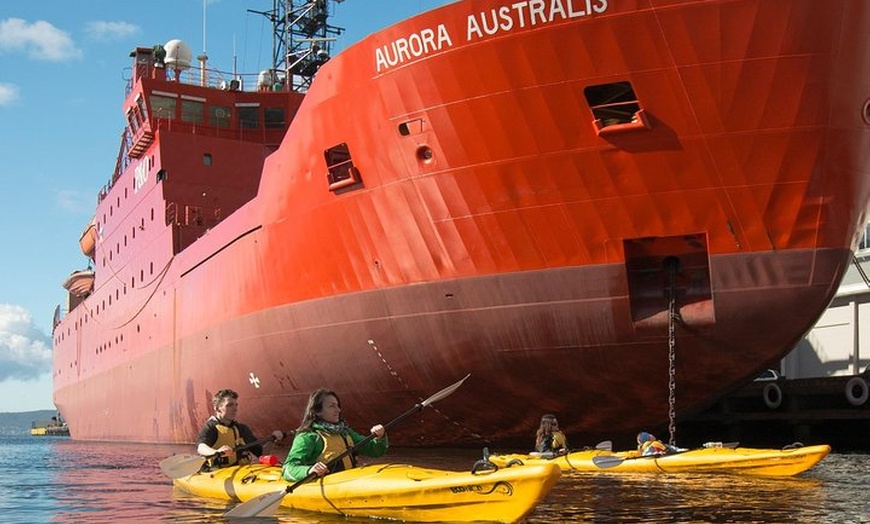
[196,388,285,469]
[636,431,686,456]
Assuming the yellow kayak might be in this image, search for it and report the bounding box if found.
[489,444,830,477]
[174,461,560,523]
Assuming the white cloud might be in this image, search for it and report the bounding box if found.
[0,82,19,106]
[85,21,140,41]
[0,18,82,61]
[0,304,52,382]
[54,188,92,214]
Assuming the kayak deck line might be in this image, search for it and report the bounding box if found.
[174,461,561,523]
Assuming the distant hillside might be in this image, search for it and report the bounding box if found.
[0,410,59,436]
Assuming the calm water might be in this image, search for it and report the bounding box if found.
[1,435,867,523]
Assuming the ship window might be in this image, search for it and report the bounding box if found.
[583,81,650,135]
[203,153,212,166]
[181,99,205,124]
[151,95,177,120]
[210,106,231,128]
[325,143,361,191]
[238,106,259,129]
[265,107,285,128]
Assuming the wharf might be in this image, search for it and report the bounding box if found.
[679,374,870,451]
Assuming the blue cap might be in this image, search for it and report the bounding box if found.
[637,431,653,443]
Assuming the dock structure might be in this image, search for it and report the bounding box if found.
[680,374,869,451]
[681,247,870,451]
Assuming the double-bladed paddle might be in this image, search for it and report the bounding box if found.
[594,440,613,452]
[159,432,286,479]
[224,373,471,519]
[592,441,739,469]
[528,439,612,459]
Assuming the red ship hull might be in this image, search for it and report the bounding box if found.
[53,0,870,446]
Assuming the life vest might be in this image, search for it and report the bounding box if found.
[316,430,357,473]
[640,439,668,456]
[551,431,568,451]
[208,422,248,468]
[536,431,567,453]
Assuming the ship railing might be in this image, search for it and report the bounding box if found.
[147,115,288,143]
[126,64,288,96]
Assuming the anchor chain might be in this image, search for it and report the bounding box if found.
[666,259,678,446]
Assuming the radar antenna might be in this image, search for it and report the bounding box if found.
[248,0,345,93]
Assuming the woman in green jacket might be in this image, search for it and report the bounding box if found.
[282,388,388,482]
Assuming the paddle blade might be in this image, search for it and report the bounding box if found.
[224,488,288,519]
[595,440,613,452]
[592,454,625,469]
[421,373,470,407]
[158,454,206,479]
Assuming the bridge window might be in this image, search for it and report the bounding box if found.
[150,94,177,120]
[265,107,285,128]
[210,105,231,128]
[181,97,205,124]
[237,105,259,129]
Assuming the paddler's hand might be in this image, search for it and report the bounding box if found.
[219,446,237,462]
[371,424,385,438]
[309,461,329,477]
[271,430,284,441]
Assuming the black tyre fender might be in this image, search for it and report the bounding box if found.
[763,382,783,409]
[845,376,869,407]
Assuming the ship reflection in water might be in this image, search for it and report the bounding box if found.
[16,439,865,524]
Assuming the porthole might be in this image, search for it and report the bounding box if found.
[416,145,434,165]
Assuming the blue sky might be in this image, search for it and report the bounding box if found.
[0,0,452,413]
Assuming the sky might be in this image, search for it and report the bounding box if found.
[0,0,453,413]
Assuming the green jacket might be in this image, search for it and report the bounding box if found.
[282,421,389,482]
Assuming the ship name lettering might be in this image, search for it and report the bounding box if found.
[466,0,608,41]
[449,484,483,493]
[133,156,151,193]
[375,24,453,73]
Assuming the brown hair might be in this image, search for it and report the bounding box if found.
[535,414,558,447]
[212,389,238,411]
[297,388,341,431]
